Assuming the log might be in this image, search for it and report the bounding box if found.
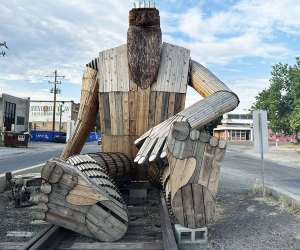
[35,158,128,242]
[163,125,226,228]
[87,152,137,187]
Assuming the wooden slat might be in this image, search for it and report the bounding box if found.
[103,92,111,135]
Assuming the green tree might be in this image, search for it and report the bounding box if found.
[252,58,300,142]
[199,116,222,135]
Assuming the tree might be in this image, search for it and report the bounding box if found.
[199,116,222,135]
[252,58,300,142]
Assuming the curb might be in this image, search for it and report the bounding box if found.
[265,185,300,209]
[0,163,44,193]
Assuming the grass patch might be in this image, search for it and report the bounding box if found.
[249,181,300,219]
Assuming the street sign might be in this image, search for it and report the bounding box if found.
[253,110,269,154]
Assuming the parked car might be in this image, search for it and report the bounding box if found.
[54,133,66,143]
[98,137,102,145]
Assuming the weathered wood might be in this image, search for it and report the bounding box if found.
[152,43,190,93]
[40,182,52,194]
[60,67,99,160]
[47,202,86,225]
[46,211,92,238]
[32,212,46,220]
[164,121,227,228]
[30,203,48,212]
[189,60,231,97]
[127,21,161,89]
[171,121,190,141]
[29,193,48,204]
[189,129,200,140]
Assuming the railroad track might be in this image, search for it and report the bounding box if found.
[21,190,177,250]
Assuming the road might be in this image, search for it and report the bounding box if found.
[223,151,300,196]
[0,142,101,174]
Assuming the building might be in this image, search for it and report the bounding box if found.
[29,100,79,132]
[214,113,253,141]
[214,113,293,142]
[0,93,30,134]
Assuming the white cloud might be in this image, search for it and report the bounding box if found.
[1,0,300,111]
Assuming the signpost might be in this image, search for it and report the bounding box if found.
[253,110,268,195]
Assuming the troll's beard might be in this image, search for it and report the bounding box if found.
[127,26,162,89]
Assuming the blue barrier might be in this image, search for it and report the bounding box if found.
[86,132,101,142]
[30,130,101,142]
[30,131,65,142]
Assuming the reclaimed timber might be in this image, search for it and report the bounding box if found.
[127,24,161,89]
[30,203,48,213]
[35,158,129,242]
[163,123,227,228]
[178,91,239,130]
[32,212,46,220]
[152,43,190,93]
[87,152,137,186]
[40,182,52,194]
[60,67,99,160]
[29,193,48,204]
[189,60,231,97]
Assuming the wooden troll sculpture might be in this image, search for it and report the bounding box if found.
[31,6,239,241]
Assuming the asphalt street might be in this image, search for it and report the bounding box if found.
[0,142,101,174]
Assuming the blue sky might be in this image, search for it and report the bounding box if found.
[1,0,300,113]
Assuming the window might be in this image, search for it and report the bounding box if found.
[4,101,16,131]
[17,116,25,125]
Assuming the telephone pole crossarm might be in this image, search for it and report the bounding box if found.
[45,70,65,132]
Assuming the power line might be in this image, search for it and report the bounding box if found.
[46,70,65,131]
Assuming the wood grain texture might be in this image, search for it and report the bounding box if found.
[189,60,231,97]
[60,67,99,160]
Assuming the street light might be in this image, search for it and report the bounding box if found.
[59,101,65,131]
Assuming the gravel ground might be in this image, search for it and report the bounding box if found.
[179,172,300,250]
[0,192,48,244]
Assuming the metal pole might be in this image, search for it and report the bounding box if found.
[52,70,57,132]
[59,103,62,132]
[259,113,265,196]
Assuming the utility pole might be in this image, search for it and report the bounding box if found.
[46,70,65,131]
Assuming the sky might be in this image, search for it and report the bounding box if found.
[1,0,300,113]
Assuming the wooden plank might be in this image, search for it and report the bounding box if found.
[98,51,105,93]
[154,92,163,126]
[203,187,215,225]
[103,92,111,135]
[171,189,184,225]
[192,184,206,228]
[47,202,86,225]
[181,184,196,228]
[208,147,226,198]
[98,93,105,133]
[167,92,176,118]
[174,93,183,114]
[46,211,92,238]
[109,92,117,135]
[159,191,178,250]
[148,91,157,130]
[179,48,190,93]
[122,92,130,135]
[66,184,109,205]
[129,91,137,136]
[115,92,123,135]
[198,144,216,187]
[161,92,170,122]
